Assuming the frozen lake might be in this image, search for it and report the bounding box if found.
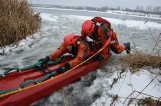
[33,7,161,24]
[0,7,161,106]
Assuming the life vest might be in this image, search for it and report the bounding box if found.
[90,18,112,54]
[67,36,90,57]
[75,36,96,56]
[91,17,111,30]
[89,17,111,42]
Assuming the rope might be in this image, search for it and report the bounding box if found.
[0,37,111,98]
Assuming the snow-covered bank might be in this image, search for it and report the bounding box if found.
[0,12,161,106]
[91,69,161,106]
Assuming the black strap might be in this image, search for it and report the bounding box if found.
[100,25,110,53]
[88,41,95,51]
[81,40,89,61]
[100,25,109,40]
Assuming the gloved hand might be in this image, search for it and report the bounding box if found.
[123,42,130,54]
[97,56,104,62]
[38,56,50,64]
[55,63,70,74]
[93,54,104,62]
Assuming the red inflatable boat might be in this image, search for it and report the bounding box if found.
[0,53,111,106]
[0,36,111,106]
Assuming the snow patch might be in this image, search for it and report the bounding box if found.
[91,69,161,106]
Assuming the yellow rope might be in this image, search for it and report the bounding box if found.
[0,37,111,98]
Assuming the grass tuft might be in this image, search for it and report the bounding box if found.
[0,0,41,47]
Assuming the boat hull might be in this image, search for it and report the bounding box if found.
[0,54,111,106]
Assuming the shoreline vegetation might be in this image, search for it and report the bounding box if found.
[0,0,41,47]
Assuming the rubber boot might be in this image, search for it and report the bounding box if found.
[124,43,130,54]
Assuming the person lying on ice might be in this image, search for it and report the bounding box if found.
[81,17,131,59]
[39,33,92,74]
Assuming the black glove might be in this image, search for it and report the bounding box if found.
[123,42,130,54]
[97,56,104,62]
[38,56,50,64]
[93,54,104,62]
[55,63,70,74]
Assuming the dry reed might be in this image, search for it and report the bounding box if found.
[119,50,161,69]
[138,97,161,106]
[119,32,161,70]
[0,0,41,47]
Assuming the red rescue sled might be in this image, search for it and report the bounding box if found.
[0,54,111,106]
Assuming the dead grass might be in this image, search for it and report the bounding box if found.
[0,0,41,47]
[138,97,161,106]
[119,51,161,69]
[120,33,161,70]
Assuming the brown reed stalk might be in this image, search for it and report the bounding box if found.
[0,0,41,47]
[119,33,161,70]
[119,51,161,69]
